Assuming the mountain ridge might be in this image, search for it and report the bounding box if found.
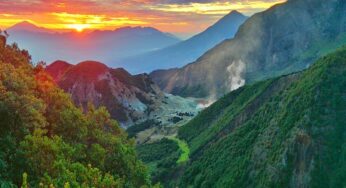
[7,22,181,65]
[148,46,346,187]
[119,10,248,73]
[7,21,54,33]
[46,60,163,124]
[150,0,346,98]
[179,46,346,187]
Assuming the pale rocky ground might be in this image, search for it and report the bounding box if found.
[134,94,204,144]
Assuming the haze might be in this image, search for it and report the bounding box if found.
[0,0,285,38]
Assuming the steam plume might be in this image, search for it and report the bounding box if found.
[226,60,246,91]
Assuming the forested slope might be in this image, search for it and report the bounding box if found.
[176,46,346,187]
[0,33,153,187]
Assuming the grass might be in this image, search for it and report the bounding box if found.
[168,136,190,164]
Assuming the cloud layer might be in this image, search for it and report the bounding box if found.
[0,0,284,37]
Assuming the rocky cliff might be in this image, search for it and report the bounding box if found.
[150,0,346,98]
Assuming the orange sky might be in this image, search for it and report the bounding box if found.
[0,0,285,37]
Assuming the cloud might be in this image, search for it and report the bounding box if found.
[145,1,284,15]
[0,0,285,35]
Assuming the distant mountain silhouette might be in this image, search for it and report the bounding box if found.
[118,11,247,74]
[7,21,54,33]
[6,23,181,65]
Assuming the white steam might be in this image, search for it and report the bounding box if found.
[226,60,246,91]
[196,60,246,110]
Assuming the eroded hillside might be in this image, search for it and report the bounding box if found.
[143,46,346,187]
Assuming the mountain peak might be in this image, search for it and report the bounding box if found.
[46,60,110,83]
[214,10,247,27]
[50,60,72,67]
[9,21,36,29]
[229,10,242,15]
[120,9,247,73]
[15,20,33,26]
[7,21,52,33]
[46,60,73,81]
[75,61,108,72]
[222,10,246,20]
[68,61,109,80]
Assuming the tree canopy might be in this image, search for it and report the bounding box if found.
[0,32,152,187]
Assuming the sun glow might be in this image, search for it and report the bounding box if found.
[49,12,147,31]
[67,24,90,32]
[0,1,285,34]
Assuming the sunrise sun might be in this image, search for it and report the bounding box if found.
[69,24,90,32]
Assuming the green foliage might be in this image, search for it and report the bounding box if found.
[21,173,28,188]
[179,79,274,154]
[126,120,161,138]
[0,34,150,187]
[137,138,180,164]
[177,46,346,187]
[64,182,70,188]
[167,137,190,164]
[136,138,181,185]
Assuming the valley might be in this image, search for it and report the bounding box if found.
[140,47,346,187]
[45,60,201,144]
[1,0,346,187]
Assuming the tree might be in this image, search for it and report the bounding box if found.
[0,32,152,187]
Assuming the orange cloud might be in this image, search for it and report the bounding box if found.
[49,12,147,31]
[0,0,285,36]
[146,1,285,15]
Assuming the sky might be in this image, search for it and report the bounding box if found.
[0,0,285,38]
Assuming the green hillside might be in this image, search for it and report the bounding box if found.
[175,46,346,187]
[0,34,153,187]
[136,138,181,185]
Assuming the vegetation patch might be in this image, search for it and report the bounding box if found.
[168,137,190,164]
[136,138,181,185]
[126,119,162,138]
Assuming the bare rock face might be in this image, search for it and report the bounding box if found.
[150,0,346,98]
[46,61,200,127]
[46,60,164,125]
